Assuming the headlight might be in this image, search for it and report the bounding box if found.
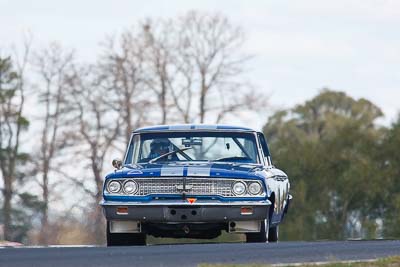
[108,181,121,193]
[248,182,262,195]
[232,181,246,195]
[123,180,138,194]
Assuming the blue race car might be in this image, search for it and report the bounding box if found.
[101,124,291,246]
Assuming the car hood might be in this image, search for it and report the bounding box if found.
[106,162,265,180]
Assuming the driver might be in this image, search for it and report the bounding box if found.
[148,139,170,159]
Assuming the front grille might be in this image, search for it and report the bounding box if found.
[136,178,234,196]
[105,177,265,197]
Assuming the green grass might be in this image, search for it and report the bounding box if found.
[199,256,400,267]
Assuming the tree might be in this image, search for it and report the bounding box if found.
[65,64,120,243]
[98,31,151,144]
[1,11,272,244]
[263,89,385,240]
[177,12,265,123]
[141,20,176,124]
[380,115,400,237]
[100,11,267,130]
[0,52,29,241]
[32,43,75,244]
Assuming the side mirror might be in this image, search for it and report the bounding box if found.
[112,159,122,169]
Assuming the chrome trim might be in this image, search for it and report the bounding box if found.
[100,199,271,206]
[123,133,135,165]
[105,177,266,198]
[248,181,262,195]
[253,132,264,165]
[267,156,272,166]
[122,179,138,194]
[231,181,247,196]
[133,129,257,133]
[273,176,288,182]
[127,131,262,164]
[107,180,122,194]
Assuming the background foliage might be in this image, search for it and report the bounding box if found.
[264,89,399,240]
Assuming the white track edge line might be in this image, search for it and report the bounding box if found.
[271,258,379,267]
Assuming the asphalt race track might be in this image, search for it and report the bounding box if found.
[1,240,399,267]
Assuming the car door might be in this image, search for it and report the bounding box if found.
[257,132,288,224]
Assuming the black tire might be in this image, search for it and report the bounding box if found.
[245,219,269,243]
[268,225,279,242]
[106,222,146,246]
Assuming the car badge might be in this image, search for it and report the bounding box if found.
[175,184,193,190]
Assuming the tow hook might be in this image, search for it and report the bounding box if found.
[182,225,190,234]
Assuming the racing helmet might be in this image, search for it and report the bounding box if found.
[150,139,171,153]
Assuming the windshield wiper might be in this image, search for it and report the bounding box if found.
[149,147,193,164]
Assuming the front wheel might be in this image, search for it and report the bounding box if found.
[268,225,279,242]
[106,221,146,246]
[245,219,269,243]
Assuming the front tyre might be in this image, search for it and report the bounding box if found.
[106,221,146,246]
[268,225,279,242]
[245,219,269,243]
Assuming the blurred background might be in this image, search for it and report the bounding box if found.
[0,0,399,245]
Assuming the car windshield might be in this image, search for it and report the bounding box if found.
[125,132,259,164]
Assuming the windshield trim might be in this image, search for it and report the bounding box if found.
[124,131,262,165]
[133,129,257,134]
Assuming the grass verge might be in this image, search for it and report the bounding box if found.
[199,256,400,267]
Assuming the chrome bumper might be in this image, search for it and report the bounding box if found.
[101,199,271,222]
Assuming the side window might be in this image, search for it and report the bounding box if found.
[139,140,151,161]
[124,134,139,164]
[257,132,272,165]
[243,138,257,162]
[125,140,134,164]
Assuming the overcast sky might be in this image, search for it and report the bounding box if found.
[1,0,399,129]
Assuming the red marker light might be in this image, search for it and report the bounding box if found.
[116,207,128,215]
[241,207,253,215]
[187,198,196,204]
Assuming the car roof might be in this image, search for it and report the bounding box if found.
[133,124,255,133]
